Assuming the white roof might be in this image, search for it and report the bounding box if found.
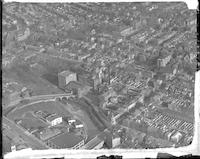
[46,114,61,122]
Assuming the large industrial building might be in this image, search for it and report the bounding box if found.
[58,70,77,89]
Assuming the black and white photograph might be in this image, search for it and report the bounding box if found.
[2,0,199,158]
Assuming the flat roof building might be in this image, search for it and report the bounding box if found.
[47,133,84,149]
[39,128,62,141]
[46,114,63,127]
[58,70,77,89]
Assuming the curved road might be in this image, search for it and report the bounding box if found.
[6,93,73,108]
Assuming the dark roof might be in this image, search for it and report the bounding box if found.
[49,133,83,148]
[46,114,61,122]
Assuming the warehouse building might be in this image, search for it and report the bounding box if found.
[58,70,77,89]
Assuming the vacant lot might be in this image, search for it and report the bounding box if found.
[4,64,64,96]
[19,111,48,130]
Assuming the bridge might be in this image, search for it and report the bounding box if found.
[24,93,73,100]
[6,93,74,108]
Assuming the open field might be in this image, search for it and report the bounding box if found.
[157,108,194,123]
[7,100,100,142]
[19,111,48,129]
[3,64,64,96]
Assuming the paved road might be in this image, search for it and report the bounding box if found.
[6,93,73,108]
[3,116,49,150]
[15,99,56,111]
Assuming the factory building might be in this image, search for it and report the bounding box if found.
[58,70,77,89]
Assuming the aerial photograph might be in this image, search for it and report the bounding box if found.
[2,2,197,155]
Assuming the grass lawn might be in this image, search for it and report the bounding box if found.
[19,118,47,130]
[12,111,49,130]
